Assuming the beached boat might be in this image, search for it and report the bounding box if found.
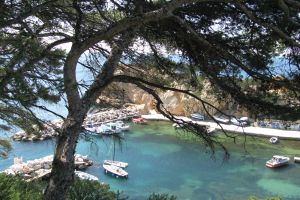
[75,171,99,181]
[190,113,204,121]
[116,121,130,131]
[266,155,290,168]
[212,115,230,124]
[269,137,279,144]
[132,117,147,124]
[103,164,128,178]
[104,160,128,168]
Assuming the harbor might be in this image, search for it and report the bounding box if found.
[2,121,300,199]
[12,106,139,141]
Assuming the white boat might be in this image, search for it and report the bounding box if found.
[269,137,279,144]
[239,117,249,121]
[266,155,290,168]
[105,122,122,134]
[190,113,204,121]
[206,126,216,134]
[230,118,247,126]
[103,164,128,178]
[115,121,130,131]
[213,115,230,124]
[75,171,99,181]
[172,123,184,129]
[294,157,300,163]
[104,160,128,168]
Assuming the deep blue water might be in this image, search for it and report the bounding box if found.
[1,121,300,200]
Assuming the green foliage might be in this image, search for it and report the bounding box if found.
[147,193,177,200]
[0,175,179,200]
[0,139,11,158]
[0,174,130,200]
[0,174,43,200]
[67,179,118,200]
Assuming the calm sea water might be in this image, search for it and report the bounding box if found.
[1,121,300,200]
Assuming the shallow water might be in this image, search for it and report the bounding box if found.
[1,121,300,200]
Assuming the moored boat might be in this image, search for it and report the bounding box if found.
[294,157,300,163]
[115,121,130,131]
[106,122,122,134]
[266,155,289,168]
[103,164,128,178]
[104,160,128,168]
[132,117,147,124]
[269,137,279,144]
[190,113,204,121]
[206,126,216,134]
[230,118,247,126]
[172,123,184,129]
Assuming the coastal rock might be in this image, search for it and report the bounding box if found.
[2,154,93,181]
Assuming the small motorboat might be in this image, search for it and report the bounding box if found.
[115,121,130,131]
[75,171,99,181]
[97,124,114,135]
[132,117,147,124]
[104,160,128,168]
[172,123,184,129]
[206,126,216,134]
[266,155,290,168]
[294,157,300,163]
[105,122,122,134]
[190,113,204,121]
[230,118,247,126]
[269,137,279,144]
[103,164,128,178]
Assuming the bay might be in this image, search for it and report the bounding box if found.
[1,121,300,199]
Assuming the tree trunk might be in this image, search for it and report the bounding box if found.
[43,114,85,200]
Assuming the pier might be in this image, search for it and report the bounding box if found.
[142,114,300,140]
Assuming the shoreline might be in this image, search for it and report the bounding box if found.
[141,114,300,140]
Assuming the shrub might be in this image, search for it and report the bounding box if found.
[67,179,118,200]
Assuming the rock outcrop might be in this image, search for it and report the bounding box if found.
[98,81,249,118]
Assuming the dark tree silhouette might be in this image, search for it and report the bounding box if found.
[0,0,299,199]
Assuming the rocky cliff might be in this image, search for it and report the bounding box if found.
[97,81,249,118]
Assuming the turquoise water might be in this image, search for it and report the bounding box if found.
[1,121,300,200]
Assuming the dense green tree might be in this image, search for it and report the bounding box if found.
[0,0,299,199]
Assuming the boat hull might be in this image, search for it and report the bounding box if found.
[190,113,204,121]
[104,160,128,168]
[294,157,300,163]
[266,162,288,168]
[103,164,128,178]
